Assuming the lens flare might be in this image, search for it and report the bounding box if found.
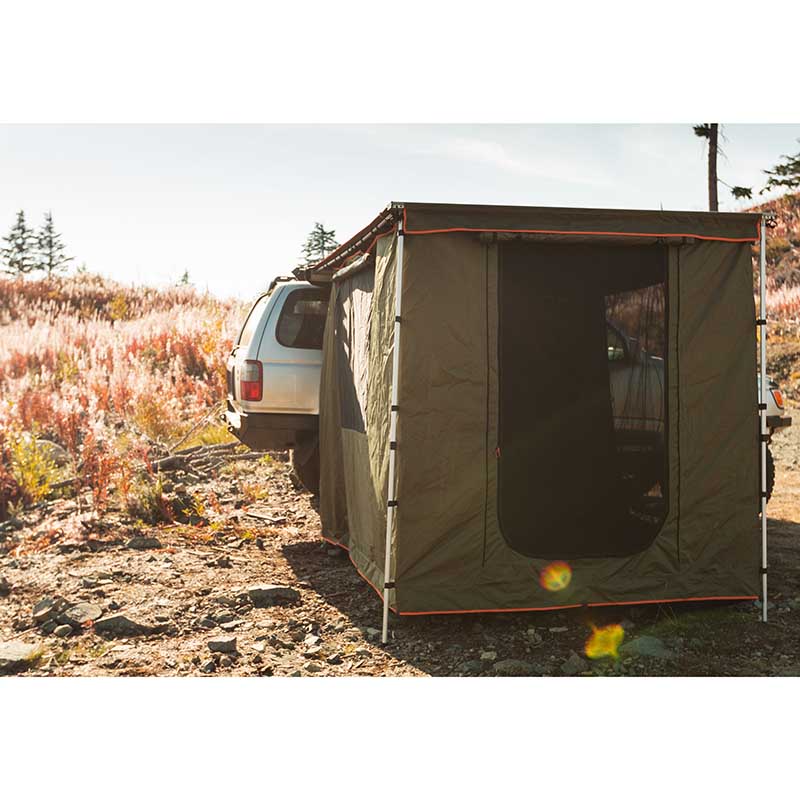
[539,561,572,592]
[584,623,625,660]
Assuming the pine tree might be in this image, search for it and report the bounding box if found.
[178,269,191,286]
[36,211,73,276]
[1,210,37,275]
[299,222,339,267]
[763,141,800,194]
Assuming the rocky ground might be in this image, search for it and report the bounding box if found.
[2,418,800,678]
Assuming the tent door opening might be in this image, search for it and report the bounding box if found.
[497,240,669,559]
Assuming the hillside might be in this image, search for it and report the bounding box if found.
[0,274,246,520]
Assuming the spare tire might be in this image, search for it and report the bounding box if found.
[290,432,320,495]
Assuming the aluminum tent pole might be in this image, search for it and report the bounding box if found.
[759,215,768,623]
[381,215,405,644]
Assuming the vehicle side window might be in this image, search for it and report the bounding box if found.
[606,324,627,362]
[238,295,270,348]
[276,288,329,350]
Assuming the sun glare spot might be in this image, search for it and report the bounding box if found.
[539,561,572,592]
[585,623,625,660]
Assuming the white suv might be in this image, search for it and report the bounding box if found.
[224,278,328,488]
[225,278,791,498]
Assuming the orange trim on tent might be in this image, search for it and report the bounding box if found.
[320,535,757,615]
[401,207,759,244]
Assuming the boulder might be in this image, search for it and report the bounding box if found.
[246,584,300,608]
[620,635,674,661]
[0,641,42,674]
[60,602,103,629]
[561,651,589,676]
[126,536,162,550]
[32,596,68,625]
[94,614,152,638]
[208,636,238,654]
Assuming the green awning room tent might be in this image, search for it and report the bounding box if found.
[297,202,766,636]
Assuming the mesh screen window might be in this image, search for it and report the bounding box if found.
[497,241,667,559]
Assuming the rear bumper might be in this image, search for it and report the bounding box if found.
[223,402,318,451]
[767,415,792,432]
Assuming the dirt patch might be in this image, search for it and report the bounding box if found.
[2,421,800,677]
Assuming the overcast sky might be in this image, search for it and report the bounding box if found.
[1,124,797,301]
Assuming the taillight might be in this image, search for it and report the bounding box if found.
[771,388,784,409]
[240,360,263,401]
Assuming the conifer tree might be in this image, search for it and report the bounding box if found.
[299,222,339,267]
[1,210,37,275]
[36,211,73,275]
[763,141,800,194]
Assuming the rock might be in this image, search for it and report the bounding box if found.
[126,536,162,550]
[54,624,73,637]
[251,642,266,653]
[94,614,152,638]
[304,634,321,647]
[220,620,243,631]
[354,648,371,657]
[35,438,70,466]
[304,646,322,658]
[32,596,68,625]
[364,627,380,640]
[525,628,543,645]
[493,659,538,677]
[41,620,58,635]
[60,602,103,629]
[208,636,237,654]
[326,654,342,665]
[549,626,569,633]
[620,635,674,661]
[305,662,323,673]
[81,577,98,588]
[561,651,589,676]
[198,616,216,628]
[212,555,231,568]
[0,576,10,597]
[480,650,497,662]
[0,641,42,674]
[213,611,236,624]
[200,659,216,673]
[246,584,300,608]
[458,660,487,675]
[219,655,234,668]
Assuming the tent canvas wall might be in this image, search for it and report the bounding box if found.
[305,202,764,626]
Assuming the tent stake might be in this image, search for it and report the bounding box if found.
[382,214,405,644]
[759,215,768,623]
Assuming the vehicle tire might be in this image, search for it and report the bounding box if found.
[761,446,775,505]
[290,432,320,495]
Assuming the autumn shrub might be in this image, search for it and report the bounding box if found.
[5,431,57,505]
[0,272,247,513]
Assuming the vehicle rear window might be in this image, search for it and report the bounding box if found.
[276,288,329,350]
[238,295,270,348]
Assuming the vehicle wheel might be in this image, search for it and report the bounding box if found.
[761,446,775,505]
[290,432,320,495]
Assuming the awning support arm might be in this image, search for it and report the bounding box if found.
[382,215,405,644]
